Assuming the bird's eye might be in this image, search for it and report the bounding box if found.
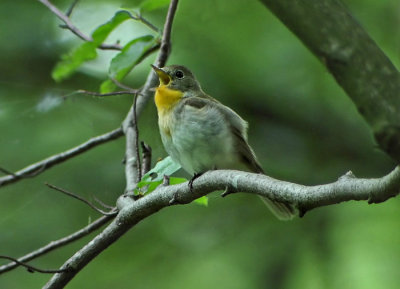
[175,70,184,79]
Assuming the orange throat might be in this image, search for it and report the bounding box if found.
[155,85,183,114]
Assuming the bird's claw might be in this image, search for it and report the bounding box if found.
[188,173,202,193]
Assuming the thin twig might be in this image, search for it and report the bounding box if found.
[0,167,18,178]
[65,0,79,17]
[77,89,138,97]
[0,256,69,274]
[133,93,142,181]
[129,12,160,33]
[0,128,124,188]
[45,183,118,216]
[111,78,138,93]
[0,215,112,274]
[38,0,122,50]
[155,0,179,66]
[141,142,152,176]
[93,196,115,210]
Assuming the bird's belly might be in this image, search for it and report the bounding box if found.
[167,111,237,174]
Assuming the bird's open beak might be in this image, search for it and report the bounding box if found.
[151,65,171,85]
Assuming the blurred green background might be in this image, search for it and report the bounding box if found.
[1,0,399,288]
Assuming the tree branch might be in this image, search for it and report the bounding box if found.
[0,215,112,274]
[76,89,137,97]
[141,142,152,176]
[260,0,400,163]
[122,0,179,193]
[0,256,68,274]
[0,128,123,188]
[38,0,122,50]
[65,0,79,17]
[45,183,118,216]
[43,166,400,288]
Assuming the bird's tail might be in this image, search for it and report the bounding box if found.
[259,196,297,221]
[246,160,297,220]
[238,144,297,220]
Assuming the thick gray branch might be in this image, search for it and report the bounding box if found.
[43,167,400,288]
[259,0,400,163]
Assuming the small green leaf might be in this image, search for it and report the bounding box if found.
[52,42,97,82]
[99,79,116,94]
[169,177,187,185]
[193,196,208,207]
[109,35,154,78]
[139,156,181,185]
[100,35,155,93]
[136,157,182,194]
[140,0,171,12]
[92,11,132,44]
[134,158,207,206]
[52,11,133,82]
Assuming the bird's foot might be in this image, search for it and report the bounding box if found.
[188,173,203,193]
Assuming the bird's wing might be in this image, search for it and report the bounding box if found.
[180,95,263,173]
[183,95,296,220]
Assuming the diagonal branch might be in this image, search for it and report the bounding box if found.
[122,0,179,193]
[260,0,400,163]
[0,215,112,274]
[45,183,118,216]
[43,166,400,288]
[76,90,138,97]
[0,256,69,274]
[141,142,152,176]
[38,0,122,50]
[0,128,123,188]
[65,0,79,17]
[44,1,180,285]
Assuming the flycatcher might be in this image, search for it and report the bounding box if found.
[152,64,295,220]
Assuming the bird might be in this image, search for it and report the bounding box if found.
[151,64,295,220]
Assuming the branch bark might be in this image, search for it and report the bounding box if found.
[0,215,112,274]
[43,166,400,288]
[0,128,123,188]
[38,0,122,50]
[259,0,400,163]
[122,0,179,193]
[21,0,400,287]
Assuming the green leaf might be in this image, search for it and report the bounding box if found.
[139,156,181,185]
[109,35,154,78]
[133,159,208,206]
[169,177,187,185]
[52,42,97,82]
[193,196,209,207]
[140,0,171,12]
[100,35,155,93]
[52,11,132,82]
[92,11,132,44]
[99,79,116,94]
[135,157,182,195]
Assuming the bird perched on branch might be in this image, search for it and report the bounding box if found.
[152,64,295,220]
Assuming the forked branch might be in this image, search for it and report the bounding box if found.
[43,166,400,288]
